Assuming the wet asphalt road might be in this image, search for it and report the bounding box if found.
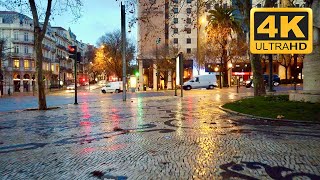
[0,84,301,112]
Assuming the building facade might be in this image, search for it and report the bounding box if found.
[0,11,90,96]
[137,0,306,89]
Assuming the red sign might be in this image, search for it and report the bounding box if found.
[232,72,252,76]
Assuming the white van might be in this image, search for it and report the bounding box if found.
[101,81,123,93]
[183,74,218,90]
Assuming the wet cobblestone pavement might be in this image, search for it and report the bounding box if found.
[0,90,320,179]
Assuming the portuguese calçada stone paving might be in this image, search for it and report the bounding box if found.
[0,94,319,179]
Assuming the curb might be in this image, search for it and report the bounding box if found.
[218,105,320,124]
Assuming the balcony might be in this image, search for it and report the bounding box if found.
[23,53,34,59]
[23,67,36,72]
[56,44,67,51]
[43,57,51,62]
[9,52,23,57]
[43,44,51,51]
[12,39,34,45]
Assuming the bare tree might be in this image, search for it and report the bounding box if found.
[96,30,136,79]
[1,0,82,110]
[233,0,280,95]
[151,41,182,88]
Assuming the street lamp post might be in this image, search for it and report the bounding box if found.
[121,2,127,101]
[156,37,161,91]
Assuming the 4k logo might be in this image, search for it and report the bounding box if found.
[250,8,313,54]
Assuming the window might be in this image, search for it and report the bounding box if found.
[186,28,191,34]
[174,18,178,24]
[257,3,262,8]
[14,46,19,53]
[195,77,199,82]
[187,48,191,53]
[174,38,178,44]
[187,0,192,3]
[174,28,178,34]
[14,59,20,68]
[174,8,178,14]
[51,64,54,71]
[24,46,28,54]
[31,61,35,68]
[56,65,59,72]
[173,0,178,3]
[24,60,29,69]
[295,4,299,7]
[186,8,191,14]
[14,31,19,40]
[186,38,191,44]
[187,18,192,24]
[24,32,28,41]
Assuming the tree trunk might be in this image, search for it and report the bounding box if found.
[285,67,288,80]
[35,31,47,110]
[222,46,229,87]
[251,54,266,96]
[164,70,168,89]
[247,0,277,96]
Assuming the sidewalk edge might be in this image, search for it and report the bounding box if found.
[219,105,320,124]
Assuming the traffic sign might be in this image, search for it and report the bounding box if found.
[250,8,313,54]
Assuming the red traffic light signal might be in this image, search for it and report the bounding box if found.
[68,45,77,55]
[82,78,85,82]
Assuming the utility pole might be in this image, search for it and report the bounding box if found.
[179,52,183,97]
[156,38,161,91]
[196,0,200,75]
[121,2,127,101]
[68,45,78,104]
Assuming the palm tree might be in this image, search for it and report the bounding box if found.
[207,5,242,87]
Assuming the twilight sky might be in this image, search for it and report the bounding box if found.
[50,0,137,46]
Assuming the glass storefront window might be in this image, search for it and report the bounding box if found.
[24,60,29,69]
[14,59,19,68]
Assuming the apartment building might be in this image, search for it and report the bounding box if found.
[0,11,89,96]
[137,0,232,90]
[137,0,307,89]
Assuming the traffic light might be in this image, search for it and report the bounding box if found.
[68,45,77,59]
[135,72,139,77]
[76,52,81,63]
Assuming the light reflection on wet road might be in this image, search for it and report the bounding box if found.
[0,86,319,179]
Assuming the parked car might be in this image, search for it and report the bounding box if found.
[183,74,218,90]
[98,80,107,87]
[264,74,280,86]
[66,83,80,90]
[101,81,123,93]
[245,74,281,88]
